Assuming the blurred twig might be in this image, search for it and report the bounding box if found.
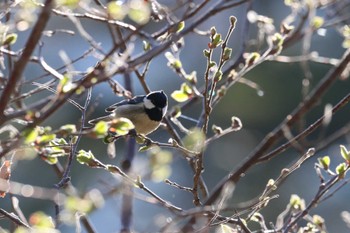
[204,47,350,206]
[0,0,54,124]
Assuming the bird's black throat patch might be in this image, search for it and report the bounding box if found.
[145,107,163,121]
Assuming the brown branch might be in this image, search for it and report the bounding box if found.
[0,208,31,229]
[258,93,350,162]
[0,0,54,123]
[204,47,350,206]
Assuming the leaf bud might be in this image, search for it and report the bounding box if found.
[222,47,232,61]
[214,70,223,82]
[229,16,237,27]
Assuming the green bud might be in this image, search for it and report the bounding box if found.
[245,52,260,67]
[290,194,305,210]
[318,156,330,170]
[186,71,197,84]
[177,21,185,33]
[212,33,222,47]
[280,23,294,35]
[311,16,324,29]
[172,60,182,70]
[59,124,77,135]
[71,136,78,144]
[209,61,216,68]
[214,70,223,82]
[266,179,277,190]
[93,121,109,138]
[77,150,93,165]
[223,47,232,61]
[22,127,39,144]
[217,86,227,97]
[251,213,264,223]
[2,33,18,46]
[143,40,151,51]
[336,163,347,179]
[210,27,216,36]
[271,33,283,46]
[340,145,350,162]
[171,106,182,118]
[313,215,325,228]
[203,49,210,57]
[37,134,56,145]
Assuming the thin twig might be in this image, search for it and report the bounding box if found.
[0,0,54,123]
[258,93,350,163]
[55,87,92,188]
[203,47,350,206]
[0,208,31,229]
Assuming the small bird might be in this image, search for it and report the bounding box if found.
[88,90,168,135]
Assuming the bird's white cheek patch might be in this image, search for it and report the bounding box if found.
[162,105,168,116]
[144,98,155,109]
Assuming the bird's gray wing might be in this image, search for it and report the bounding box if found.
[105,95,145,112]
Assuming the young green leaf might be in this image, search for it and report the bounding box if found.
[2,33,18,46]
[44,155,58,165]
[107,1,128,20]
[340,145,350,162]
[143,40,151,51]
[318,156,330,170]
[203,49,210,57]
[22,127,39,144]
[110,117,134,135]
[336,163,347,179]
[214,70,223,82]
[212,33,222,47]
[311,16,324,29]
[245,52,261,66]
[289,194,305,210]
[59,124,77,134]
[172,90,189,102]
[93,121,109,138]
[171,83,193,102]
[28,211,55,229]
[177,21,185,33]
[77,150,104,168]
[65,196,93,213]
[128,0,151,25]
[222,47,232,61]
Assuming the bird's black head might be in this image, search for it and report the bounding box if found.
[144,91,168,121]
[146,90,167,108]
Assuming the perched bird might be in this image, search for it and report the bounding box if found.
[88,90,168,135]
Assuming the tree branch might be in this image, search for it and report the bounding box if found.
[0,0,54,123]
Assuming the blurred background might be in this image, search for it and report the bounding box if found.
[1,0,350,232]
